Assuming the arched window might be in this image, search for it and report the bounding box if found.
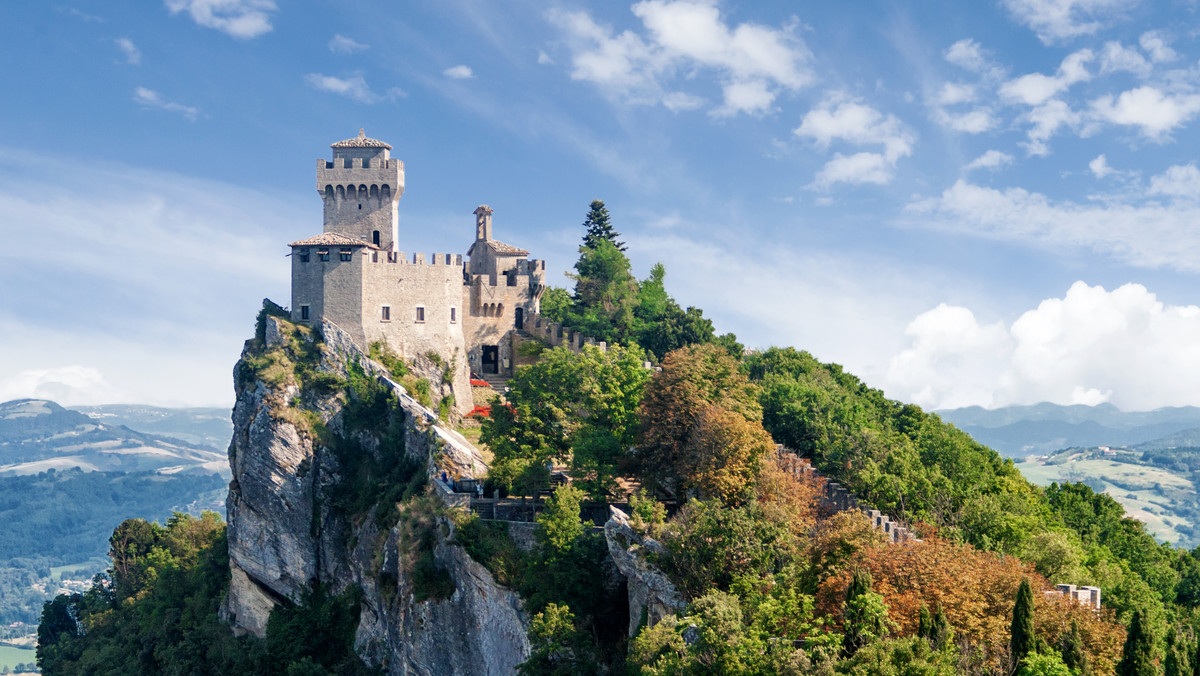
[324,185,334,199]
[345,184,355,200]
[497,303,504,317]
[370,184,379,200]
[336,185,345,200]
[381,184,391,201]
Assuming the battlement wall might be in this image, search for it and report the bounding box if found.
[521,311,607,354]
[318,157,404,170]
[365,252,464,267]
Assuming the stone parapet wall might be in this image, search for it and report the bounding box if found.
[521,310,607,354]
[777,447,920,544]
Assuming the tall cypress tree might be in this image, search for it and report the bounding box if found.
[1061,619,1087,674]
[917,604,933,642]
[1116,610,1156,676]
[1011,578,1036,670]
[581,200,625,251]
[932,605,954,651]
[1166,625,1190,676]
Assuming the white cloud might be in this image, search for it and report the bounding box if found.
[304,73,379,103]
[887,282,1200,411]
[999,49,1093,106]
[1139,31,1178,63]
[945,39,991,73]
[937,108,996,133]
[1099,40,1150,77]
[115,38,141,65]
[1089,153,1114,177]
[1090,86,1200,139]
[662,91,704,111]
[444,65,475,79]
[964,150,1014,171]
[797,93,915,188]
[1000,0,1138,44]
[537,50,554,65]
[1148,164,1200,199]
[936,82,976,105]
[1021,99,1081,155]
[547,1,812,116]
[164,0,276,39]
[133,87,199,120]
[904,178,1200,271]
[328,34,368,54]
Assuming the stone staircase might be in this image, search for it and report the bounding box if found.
[480,374,509,391]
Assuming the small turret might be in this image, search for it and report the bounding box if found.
[474,205,494,242]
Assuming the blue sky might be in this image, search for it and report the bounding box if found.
[2,0,1199,411]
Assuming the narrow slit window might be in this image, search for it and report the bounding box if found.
[300,305,310,320]
[415,307,425,322]
[450,307,457,323]
[381,306,391,321]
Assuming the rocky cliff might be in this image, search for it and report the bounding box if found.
[222,315,528,674]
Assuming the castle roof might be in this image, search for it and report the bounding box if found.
[331,128,392,150]
[289,232,379,248]
[484,240,529,256]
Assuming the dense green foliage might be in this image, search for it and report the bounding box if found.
[482,344,650,498]
[37,513,374,675]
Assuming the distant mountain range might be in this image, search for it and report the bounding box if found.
[936,402,1200,457]
[0,399,229,477]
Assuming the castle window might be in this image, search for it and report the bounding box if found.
[415,307,425,323]
[358,204,362,210]
[318,250,330,262]
[299,249,310,263]
[339,249,352,261]
[497,303,504,317]
[506,271,517,286]
[381,306,391,321]
[300,305,310,320]
[373,230,380,246]
[450,307,457,323]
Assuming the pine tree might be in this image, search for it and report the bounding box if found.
[917,604,933,642]
[932,604,954,651]
[1116,609,1156,676]
[1165,625,1191,676]
[842,568,894,656]
[1061,619,1087,674]
[581,200,625,251]
[1011,578,1036,670]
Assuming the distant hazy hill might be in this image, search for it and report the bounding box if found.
[0,399,228,477]
[936,402,1200,457]
[1136,427,1200,451]
[75,403,231,451]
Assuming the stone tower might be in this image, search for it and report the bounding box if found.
[316,129,404,250]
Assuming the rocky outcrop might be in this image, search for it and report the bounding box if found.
[223,315,526,673]
[604,507,686,638]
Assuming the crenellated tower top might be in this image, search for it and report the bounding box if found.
[316,129,404,250]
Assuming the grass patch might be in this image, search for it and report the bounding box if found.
[398,496,456,602]
[453,515,528,588]
[369,340,408,379]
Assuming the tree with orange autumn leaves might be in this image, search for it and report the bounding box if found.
[816,536,1125,673]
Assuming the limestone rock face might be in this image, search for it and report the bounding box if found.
[604,508,686,638]
[223,321,526,674]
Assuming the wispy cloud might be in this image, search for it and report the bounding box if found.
[115,38,141,65]
[328,34,368,54]
[304,73,381,103]
[546,1,812,117]
[904,165,1200,272]
[133,87,199,120]
[964,150,1014,172]
[164,0,276,39]
[443,65,474,79]
[795,92,915,188]
[1000,0,1139,44]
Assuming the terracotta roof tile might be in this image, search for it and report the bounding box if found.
[331,128,392,150]
[288,232,378,248]
[486,240,529,256]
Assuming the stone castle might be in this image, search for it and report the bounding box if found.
[288,130,548,412]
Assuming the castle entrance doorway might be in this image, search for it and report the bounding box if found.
[482,345,499,374]
[515,307,524,330]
